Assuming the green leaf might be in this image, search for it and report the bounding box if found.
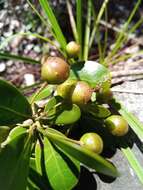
[0,127,33,190]
[0,52,40,64]
[55,104,81,125]
[0,79,32,126]
[84,103,111,118]
[5,126,27,143]
[39,0,67,50]
[39,129,119,177]
[29,85,54,102]
[69,61,111,88]
[122,147,143,185]
[44,96,63,113]
[35,137,80,190]
[28,158,48,190]
[47,103,81,125]
[0,126,10,144]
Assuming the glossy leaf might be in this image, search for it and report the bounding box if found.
[46,103,81,125]
[0,79,32,126]
[29,85,54,102]
[54,104,81,125]
[40,129,119,177]
[28,158,48,190]
[83,103,111,118]
[44,96,63,113]
[35,137,80,190]
[69,61,111,88]
[0,127,33,190]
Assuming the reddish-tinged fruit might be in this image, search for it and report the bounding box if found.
[41,56,70,84]
[80,133,103,154]
[71,81,93,106]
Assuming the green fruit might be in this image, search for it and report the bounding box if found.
[66,41,80,58]
[71,81,93,106]
[105,115,129,136]
[41,56,70,84]
[80,133,103,154]
[56,79,77,100]
[55,104,81,125]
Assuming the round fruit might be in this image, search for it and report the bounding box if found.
[66,41,80,58]
[56,79,77,100]
[41,56,70,84]
[80,133,103,154]
[105,115,129,136]
[71,81,93,106]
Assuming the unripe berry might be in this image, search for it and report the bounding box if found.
[66,41,80,58]
[105,115,129,136]
[80,133,103,154]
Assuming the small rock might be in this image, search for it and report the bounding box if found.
[10,36,23,49]
[24,73,35,86]
[0,10,7,20]
[26,44,34,51]
[124,45,139,54]
[0,22,4,29]
[0,63,6,73]
[6,60,14,67]
[34,45,41,53]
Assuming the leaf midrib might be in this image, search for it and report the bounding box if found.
[46,139,67,189]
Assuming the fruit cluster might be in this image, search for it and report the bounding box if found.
[41,43,129,155]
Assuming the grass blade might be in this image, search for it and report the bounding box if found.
[67,0,78,42]
[83,0,92,61]
[0,52,40,64]
[102,7,108,64]
[39,0,67,50]
[122,147,143,184]
[76,0,82,59]
[107,0,141,59]
[89,0,109,48]
[27,0,49,28]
